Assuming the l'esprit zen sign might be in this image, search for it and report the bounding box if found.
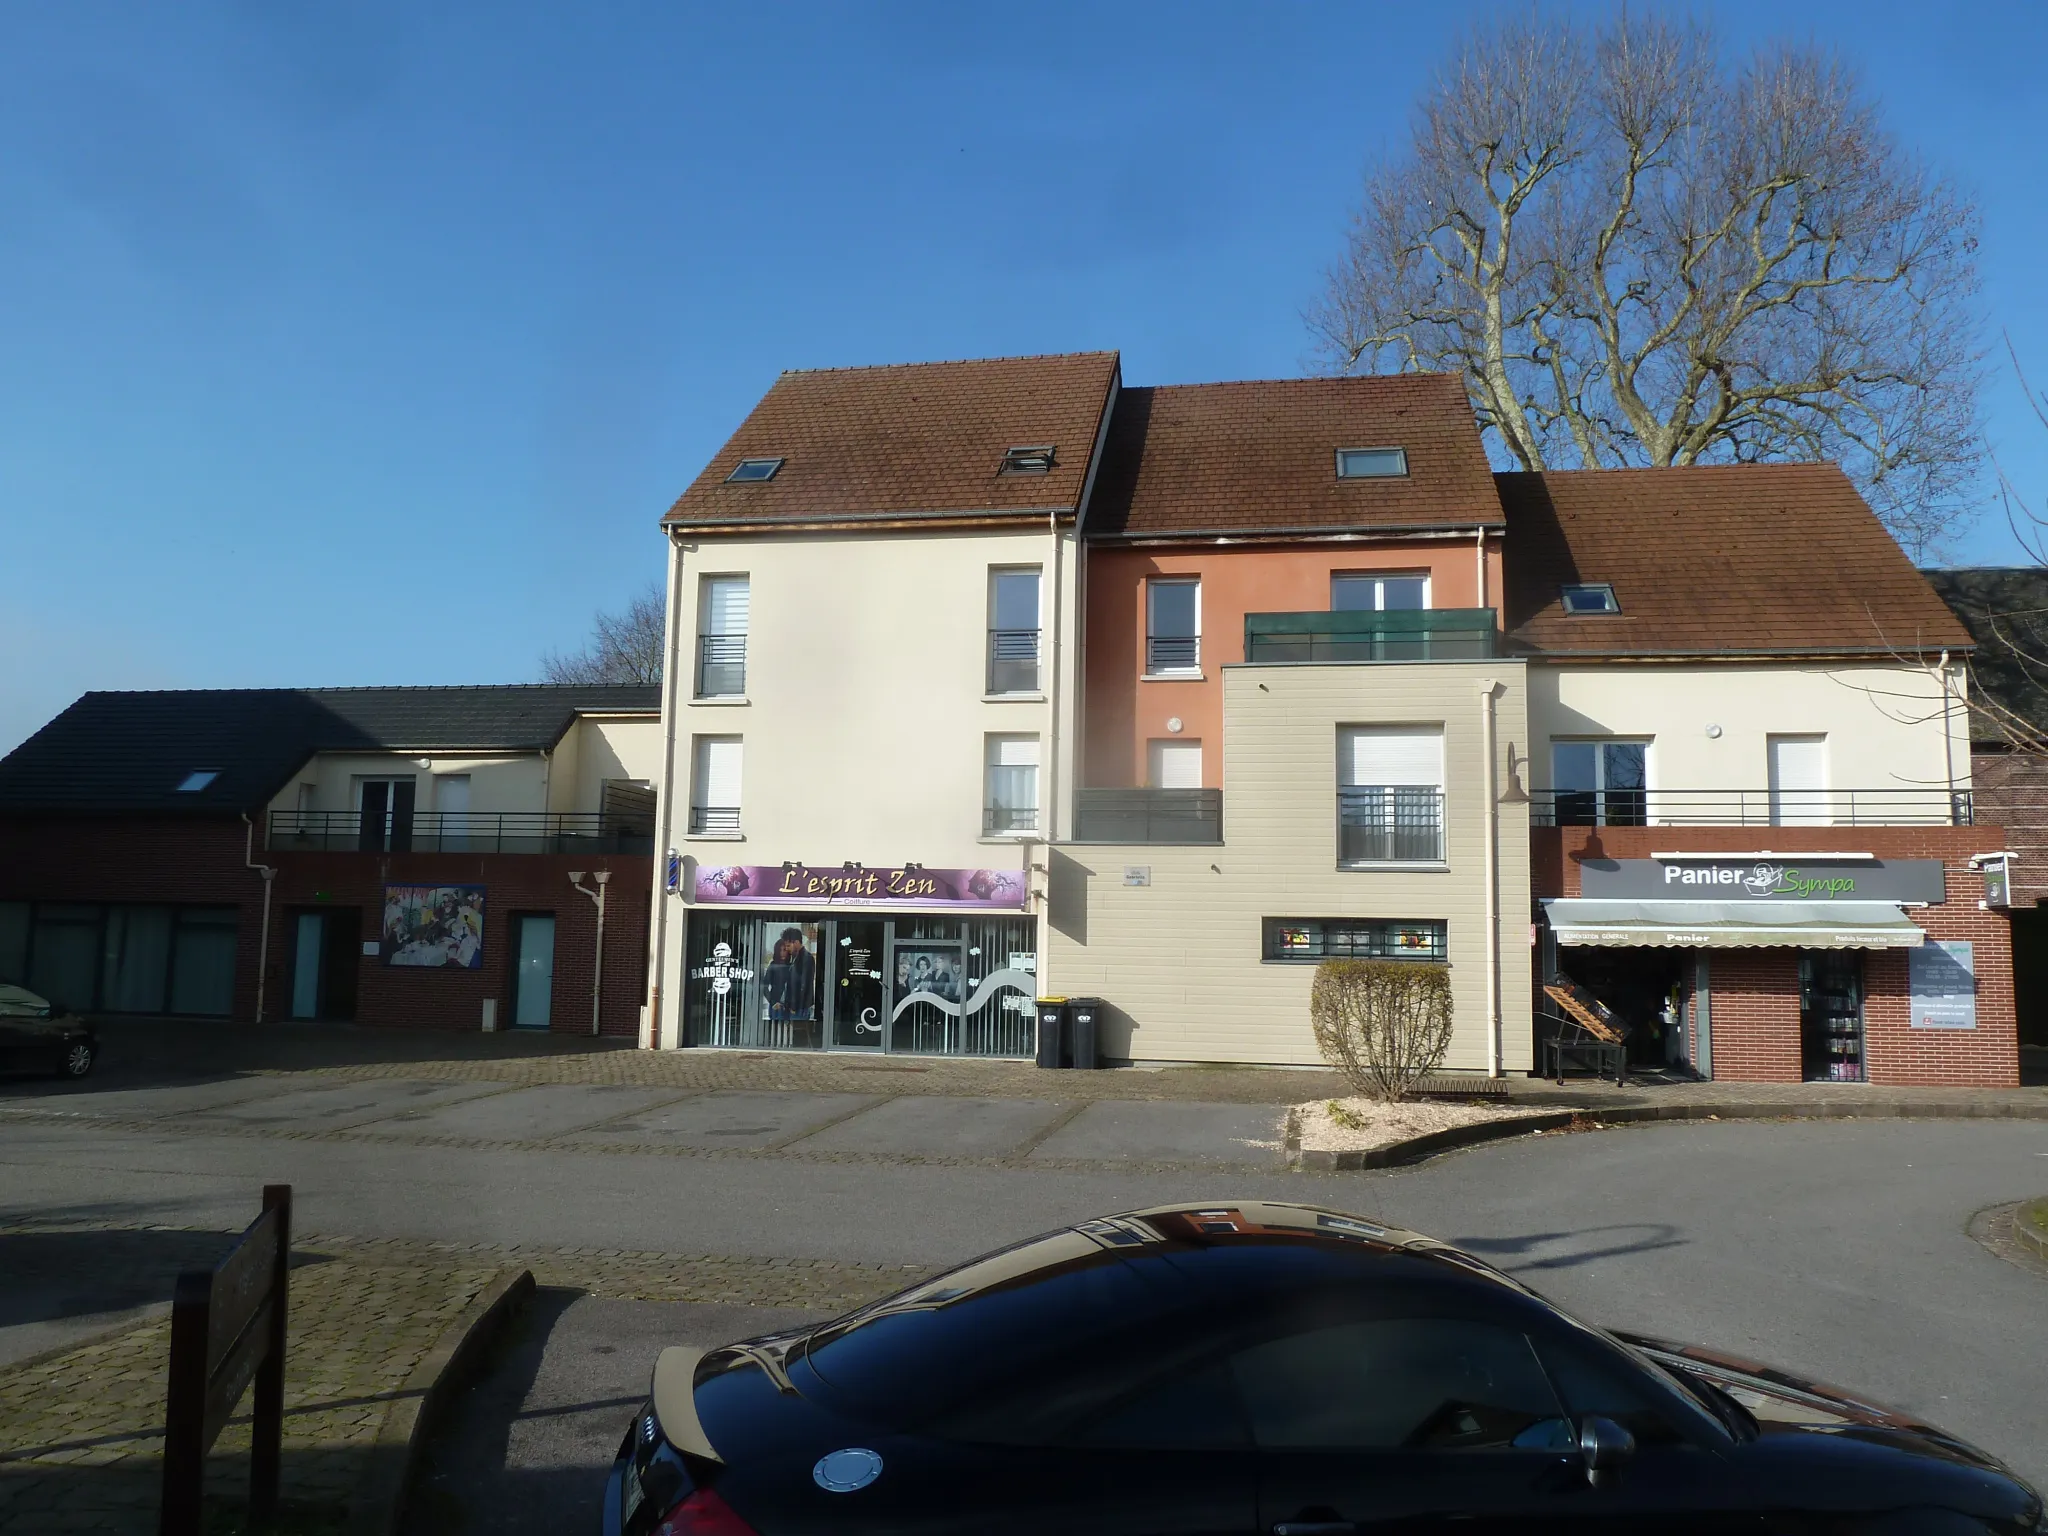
[693,863,1027,909]
[1577,857,1945,905]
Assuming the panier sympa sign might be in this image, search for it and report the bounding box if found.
[693,863,1028,909]
[1577,857,1944,905]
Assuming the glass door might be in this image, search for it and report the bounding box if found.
[514,915,555,1029]
[292,913,324,1020]
[888,923,966,1055]
[1800,950,1864,1081]
[759,921,823,1049]
[829,921,886,1049]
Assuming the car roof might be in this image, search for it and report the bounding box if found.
[0,983,51,1008]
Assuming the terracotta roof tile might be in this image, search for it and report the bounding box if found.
[663,352,1120,530]
[1085,373,1499,539]
[1500,465,1972,658]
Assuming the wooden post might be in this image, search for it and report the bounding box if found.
[249,1184,291,1525]
[159,1272,213,1536]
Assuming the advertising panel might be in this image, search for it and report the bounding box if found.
[382,885,485,968]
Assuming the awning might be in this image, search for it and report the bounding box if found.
[1542,899,1925,950]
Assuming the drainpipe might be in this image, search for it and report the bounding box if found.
[1480,681,1502,1078]
[647,532,687,1048]
[242,814,276,1025]
[1474,527,1487,609]
[570,870,610,1037]
[1937,648,1958,819]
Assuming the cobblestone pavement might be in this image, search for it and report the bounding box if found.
[0,1226,506,1535]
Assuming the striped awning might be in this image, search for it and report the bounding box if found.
[1542,899,1925,950]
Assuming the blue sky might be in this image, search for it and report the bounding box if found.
[2,1,2043,752]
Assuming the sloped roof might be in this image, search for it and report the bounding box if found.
[1499,464,1971,659]
[1085,373,1499,539]
[0,685,659,815]
[663,352,1121,531]
[1921,567,2048,742]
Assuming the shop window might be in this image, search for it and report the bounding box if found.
[690,736,743,836]
[102,907,174,1014]
[29,905,101,1013]
[1331,572,1430,612]
[988,568,1042,694]
[1338,725,1445,863]
[984,735,1040,835]
[1146,578,1200,675]
[698,576,749,698]
[0,901,26,984]
[169,909,237,1016]
[1551,740,1648,827]
[1263,918,1447,963]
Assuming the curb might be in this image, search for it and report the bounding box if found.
[356,1265,536,1536]
[2019,1205,2048,1264]
[1288,1098,2048,1172]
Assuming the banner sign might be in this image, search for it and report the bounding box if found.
[1578,857,1943,905]
[693,863,1027,909]
[1909,940,1976,1029]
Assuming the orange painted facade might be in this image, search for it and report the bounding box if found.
[1080,537,1506,788]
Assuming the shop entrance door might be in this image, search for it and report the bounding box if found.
[513,915,556,1029]
[829,921,885,1049]
[1801,951,1865,1081]
[288,909,360,1021]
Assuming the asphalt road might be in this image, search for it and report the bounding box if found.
[3,1101,2045,1494]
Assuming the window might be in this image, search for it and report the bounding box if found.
[167,909,237,1016]
[725,457,783,483]
[1146,578,1200,675]
[1331,573,1430,612]
[1147,739,1203,790]
[354,777,417,853]
[0,901,26,984]
[984,735,1040,834]
[1264,918,1447,963]
[690,737,743,836]
[1335,447,1409,479]
[698,576,749,698]
[988,568,1042,694]
[999,445,1056,475]
[1767,734,1829,826]
[433,773,472,851]
[175,770,220,793]
[1552,740,1648,827]
[1534,1335,1687,1447]
[1561,583,1620,614]
[1338,726,1445,863]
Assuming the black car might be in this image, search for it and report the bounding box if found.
[0,984,97,1079]
[607,1201,2044,1535]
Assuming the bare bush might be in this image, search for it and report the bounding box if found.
[1310,960,1456,1102]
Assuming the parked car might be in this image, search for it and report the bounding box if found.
[0,984,97,1079]
[607,1201,2043,1536]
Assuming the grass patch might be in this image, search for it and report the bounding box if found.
[2021,1198,2048,1238]
[1326,1099,1370,1131]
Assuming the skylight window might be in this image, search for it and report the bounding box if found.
[999,445,1056,475]
[1561,583,1620,615]
[175,770,221,793]
[1336,447,1408,479]
[725,457,784,483]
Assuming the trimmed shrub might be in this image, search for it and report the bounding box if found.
[1310,959,1455,1102]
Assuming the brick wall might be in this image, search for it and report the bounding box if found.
[1531,824,2019,1087]
[1970,746,2048,905]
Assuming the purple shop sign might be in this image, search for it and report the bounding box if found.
[693,863,1027,909]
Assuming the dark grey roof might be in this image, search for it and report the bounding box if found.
[0,685,660,815]
[1921,568,2048,744]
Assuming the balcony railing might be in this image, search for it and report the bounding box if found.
[1146,634,1201,674]
[1531,787,1974,828]
[983,804,1040,835]
[1073,788,1223,844]
[1246,607,1497,664]
[268,811,654,855]
[1339,786,1446,863]
[697,634,746,698]
[987,628,1041,694]
[689,806,741,836]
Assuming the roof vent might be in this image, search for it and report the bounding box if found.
[999,445,1056,475]
[175,770,221,793]
[725,457,784,483]
[1561,583,1620,615]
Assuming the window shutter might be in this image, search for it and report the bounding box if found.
[1341,726,1443,787]
[1768,734,1826,824]
[990,735,1040,768]
[695,737,743,808]
[705,578,749,636]
[1148,740,1203,789]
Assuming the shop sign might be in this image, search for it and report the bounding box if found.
[1908,940,1976,1029]
[1980,856,2012,909]
[690,941,755,996]
[693,863,1027,909]
[1578,858,1944,904]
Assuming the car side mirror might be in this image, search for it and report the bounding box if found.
[1578,1415,1635,1486]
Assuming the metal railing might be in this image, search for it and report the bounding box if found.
[697,633,746,698]
[987,627,1041,694]
[983,804,1040,835]
[267,810,654,854]
[689,805,741,836]
[1146,633,1201,673]
[1339,786,1445,863]
[1073,788,1223,844]
[1245,607,1497,664]
[1530,787,1974,828]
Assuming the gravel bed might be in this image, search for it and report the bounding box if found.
[1294,1095,1558,1154]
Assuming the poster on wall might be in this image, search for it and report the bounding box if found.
[760,922,820,1024]
[1908,940,1975,1029]
[382,885,485,968]
[893,944,964,1008]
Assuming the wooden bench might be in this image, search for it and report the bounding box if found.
[1541,977,1631,1086]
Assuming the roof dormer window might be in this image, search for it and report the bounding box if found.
[1336,447,1408,479]
[175,770,220,793]
[999,445,1056,475]
[725,457,784,483]
[1561,583,1620,614]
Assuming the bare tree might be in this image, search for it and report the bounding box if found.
[541,583,665,686]
[1312,13,1983,555]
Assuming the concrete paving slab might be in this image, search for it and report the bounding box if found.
[358,1083,685,1141]
[172,1077,504,1131]
[560,1090,882,1150]
[1027,1100,1285,1166]
[789,1095,1071,1158]
[0,1075,302,1120]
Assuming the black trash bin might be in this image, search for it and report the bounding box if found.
[1034,998,1068,1069]
[1067,997,1102,1070]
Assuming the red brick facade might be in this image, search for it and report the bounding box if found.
[1532,824,2020,1087]
[1969,747,2048,906]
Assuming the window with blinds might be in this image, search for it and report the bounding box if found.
[1337,725,1445,863]
[984,734,1040,835]
[691,736,743,835]
[698,576,750,698]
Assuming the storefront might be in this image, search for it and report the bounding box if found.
[682,862,1035,1056]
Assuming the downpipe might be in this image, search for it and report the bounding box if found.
[571,871,610,1037]
[242,814,276,1025]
